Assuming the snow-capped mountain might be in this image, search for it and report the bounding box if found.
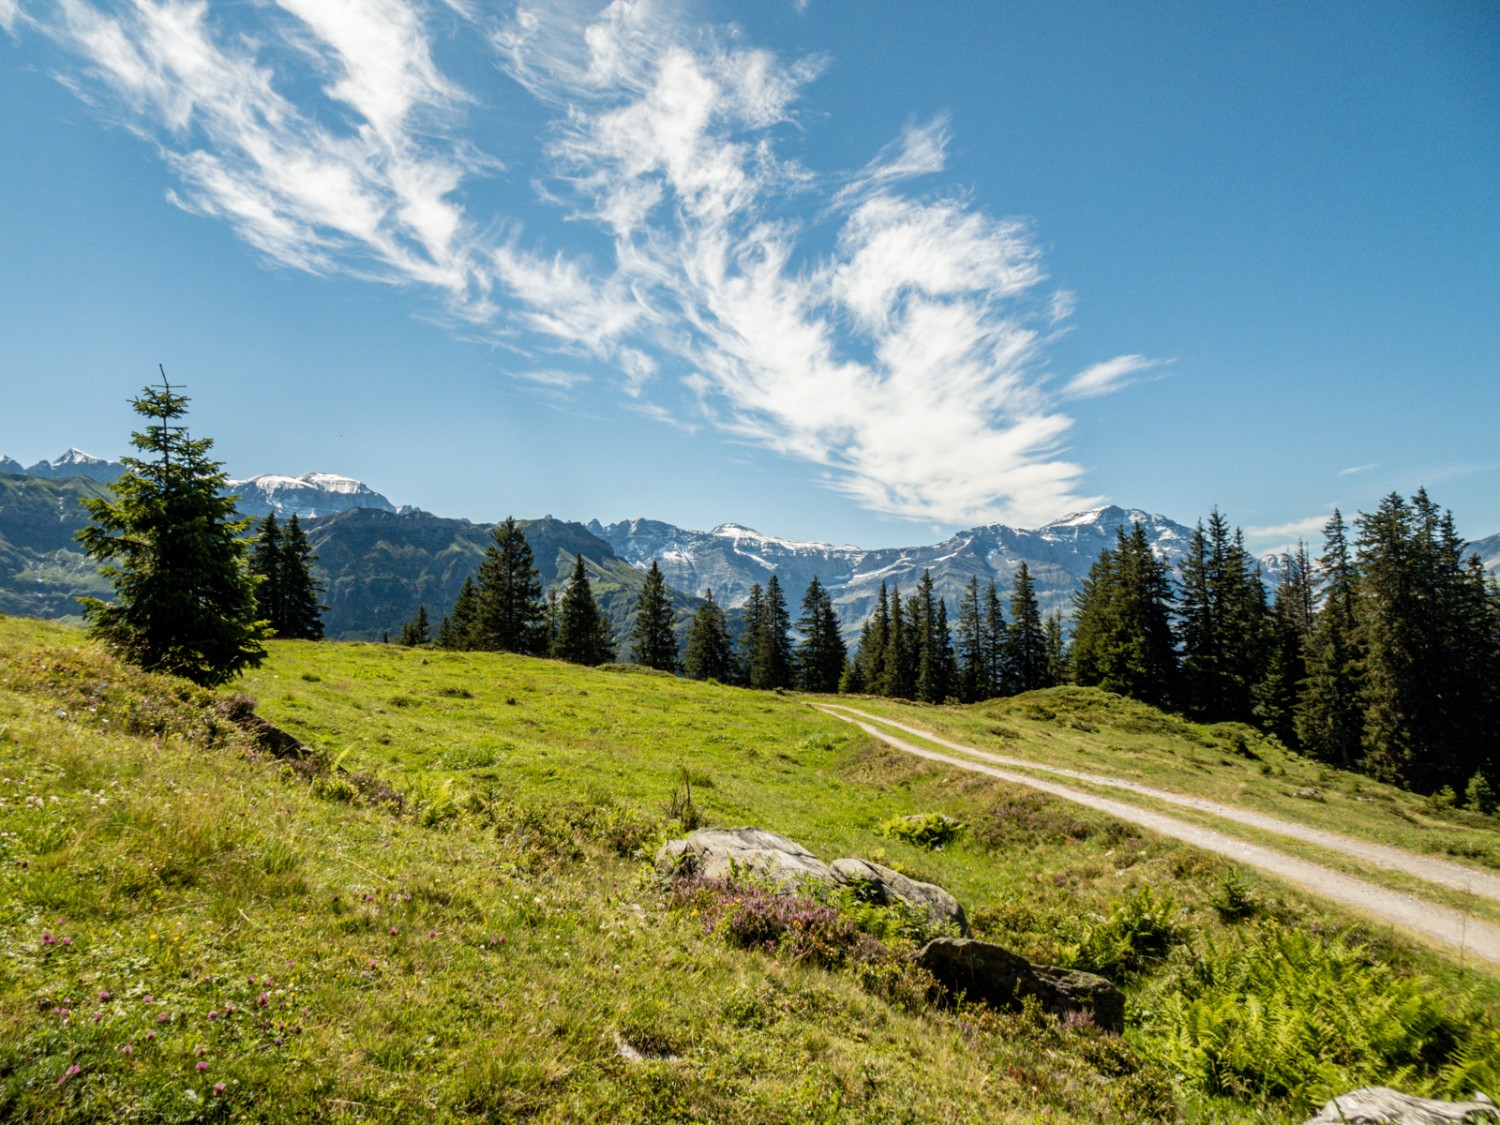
[0,449,125,482]
[1473,532,1500,576]
[592,505,1199,634]
[225,473,399,519]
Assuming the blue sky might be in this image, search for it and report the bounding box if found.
[2,0,1497,552]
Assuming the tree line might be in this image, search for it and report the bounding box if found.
[1069,495,1500,798]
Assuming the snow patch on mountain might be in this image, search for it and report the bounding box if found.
[0,449,126,482]
[227,473,398,519]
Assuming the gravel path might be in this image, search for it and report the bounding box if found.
[813,703,1500,969]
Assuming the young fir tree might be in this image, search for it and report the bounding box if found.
[1006,563,1048,694]
[912,570,953,703]
[629,559,679,672]
[474,517,547,655]
[739,584,767,686]
[399,604,431,646]
[276,514,325,640]
[1296,510,1364,767]
[552,554,614,666]
[437,575,480,650]
[795,576,846,693]
[76,378,267,687]
[683,588,738,683]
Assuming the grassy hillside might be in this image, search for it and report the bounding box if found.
[3,617,1499,1122]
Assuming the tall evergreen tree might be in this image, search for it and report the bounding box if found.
[1255,543,1313,747]
[1297,510,1364,766]
[1043,612,1070,689]
[795,576,846,693]
[276,514,325,640]
[954,577,987,703]
[76,378,266,687]
[743,575,794,690]
[437,575,480,650]
[1354,490,1500,790]
[249,511,285,631]
[983,580,1008,697]
[683,588,738,683]
[1070,524,1176,706]
[1006,563,1048,694]
[879,584,915,698]
[1178,510,1269,722]
[850,583,891,695]
[629,559,679,671]
[473,517,547,655]
[912,570,953,703]
[552,554,614,665]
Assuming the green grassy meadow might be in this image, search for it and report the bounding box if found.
[2,616,1499,1122]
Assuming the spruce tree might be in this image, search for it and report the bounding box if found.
[684,588,738,683]
[795,577,846,693]
[743,576,793,690]
[277,514,325,640]
[851,583,891,695]
[629,559,679,672]
[399,604,431,646]
[1043,612,1070,688]
[249,511,285,632]
[553,554,614,665]
[1178,510,1269,722]
[438,575,480,650]
[955,577,987,703]
[1070,524,1176,706]
[879,584,914,698]
[76,378,266,687]
[474,517,547,655]
[739,584,768,686]
[912,571,953,703]
[1006,563,1047,694]
[1297,511,1364,766]
[1255,544,1312,747]
[983,580,1008,697]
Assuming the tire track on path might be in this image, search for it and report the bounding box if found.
[811,703,1500,969]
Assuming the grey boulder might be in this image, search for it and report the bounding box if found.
[831,858,969,936]
[915,937,1124,1033]
[656,828,838,889]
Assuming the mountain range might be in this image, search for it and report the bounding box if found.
[2,450,1496,646]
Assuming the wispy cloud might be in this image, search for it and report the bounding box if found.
[13,0,1148,528]
[1337,462,1377,477]
[1061,354,1162,399]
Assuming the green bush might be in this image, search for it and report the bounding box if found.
[877,812,965,850]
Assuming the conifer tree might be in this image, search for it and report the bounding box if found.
[1006,563,1047,693]
[1043,612,1070,688]
[912,571,953,703]
[1255,543,1312,747]
[879,584,915,698]
[76,378,266,687]
[438,575,480,650]
[399,604,431,646]
[249,511,285,630]
[1297,511,1364,766]
[955,577,987,703]
[795,576,846,693]
[1178,510,1269,722]
[552,554,614,665]
[276,514,325,640]
[1070,524,1176,706]
[850,583,891,695]
[474,517,547,655]
[743,576,793,689]
[629,559,679,672]
[983,580,1008,697]
[684,588,738,683]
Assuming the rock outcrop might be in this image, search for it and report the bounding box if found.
[656,828,969,935]
[1304,1088,1497,1124]
[831,858,969,935]
[914,937,1124,1033]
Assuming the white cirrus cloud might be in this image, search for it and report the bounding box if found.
[13,0,1150,528]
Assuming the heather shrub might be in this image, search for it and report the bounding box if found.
[877,812,965,850]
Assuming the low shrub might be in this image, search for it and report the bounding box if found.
[1059,887,1181,979]
[877,812,965,850]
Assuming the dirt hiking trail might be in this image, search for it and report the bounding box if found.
[812,702,1500,970]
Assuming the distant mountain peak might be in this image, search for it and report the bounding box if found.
[226,472,397,519]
